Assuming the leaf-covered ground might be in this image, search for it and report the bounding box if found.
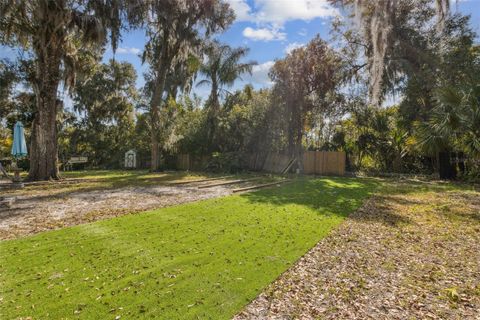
[0,170,273,240]
[235,180,480,319]
[0,177,377,319]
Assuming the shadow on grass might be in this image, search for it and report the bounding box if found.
[240,177,381,217]
[239,177,421,227]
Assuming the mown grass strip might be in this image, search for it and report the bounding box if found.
[0,177,378,319]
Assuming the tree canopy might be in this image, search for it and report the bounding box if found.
[0,0,479,180]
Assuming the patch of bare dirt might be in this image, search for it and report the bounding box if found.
[0,183,232,240]
[234,183,480,320]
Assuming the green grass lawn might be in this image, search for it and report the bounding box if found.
[0,177,378,319]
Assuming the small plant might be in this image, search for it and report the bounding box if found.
[443,287,459,302]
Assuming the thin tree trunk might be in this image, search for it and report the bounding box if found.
[28,52,61,181]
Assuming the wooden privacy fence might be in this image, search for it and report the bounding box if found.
[177,151,346,176]
[302,151,345,176]
[176,154,210,171]
[251,151,345,175]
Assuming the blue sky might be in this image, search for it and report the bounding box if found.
[1,0,480,102]
[104,0,339,99]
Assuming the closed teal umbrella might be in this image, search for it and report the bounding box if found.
[11,121,28,159]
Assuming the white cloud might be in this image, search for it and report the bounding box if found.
[116,47,141,55]
[226,0,337,25]
[227,0,337,42]
[254,0,337,24]
[243,61,275,87]
[243,27,286,41]
[284,42,304,54]
[227,0,252,21]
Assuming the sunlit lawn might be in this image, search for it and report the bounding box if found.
[0,177,378,319]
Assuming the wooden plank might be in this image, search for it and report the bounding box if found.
[316,151,320,174]
[310,151,315,174]
[0,196,15,208]
[339,151,346,175]
[197,177,262,189]
[168,176,233,185]
[282,158,296,174]
[232,179,292,192]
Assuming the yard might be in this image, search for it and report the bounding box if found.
[1,172,479,319]
[0,175,377,319]
[0,170,283,239]
[2,1,479,319]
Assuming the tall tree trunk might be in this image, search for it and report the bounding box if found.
[207,78,219,152]
[149,64,168,172]
[28,52,61,181]
[286,100,304,172]
[295,129,304,173]
[150,96,162,172]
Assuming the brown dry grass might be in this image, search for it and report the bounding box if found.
[0,171,275,240]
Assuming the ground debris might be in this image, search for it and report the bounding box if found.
[234,182,480,320]
[0,184,231,240]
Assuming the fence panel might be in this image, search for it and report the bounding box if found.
[177,151,346,175]
[177,154,190,170]
[303,152,315,174]
[302,151,346,176]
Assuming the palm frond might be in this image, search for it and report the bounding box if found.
[196,79,211,88]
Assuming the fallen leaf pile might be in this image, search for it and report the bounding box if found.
[234,181,480,319]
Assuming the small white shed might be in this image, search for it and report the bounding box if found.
[124,150,137,169]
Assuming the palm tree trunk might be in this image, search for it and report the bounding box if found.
[28,51,61,181]
[393,153,402,172]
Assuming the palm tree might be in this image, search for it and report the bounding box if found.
[432,85,480,157]
[414,84,480,175]
[198,41,256,149]
[198,41,256,111]
[138,0,234,171]
[0,0,130,180]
